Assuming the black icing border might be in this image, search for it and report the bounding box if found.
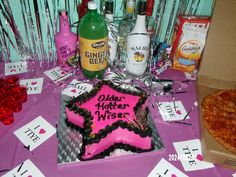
[65,118,84,133]
[66,80,154,160]
[78,142,154,161]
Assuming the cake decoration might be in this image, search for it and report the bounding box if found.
[66,80,154,160]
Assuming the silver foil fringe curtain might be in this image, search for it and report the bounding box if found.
[0,0,214,63]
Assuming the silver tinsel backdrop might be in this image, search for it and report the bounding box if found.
[0,0,214,63]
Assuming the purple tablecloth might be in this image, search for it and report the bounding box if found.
[0,63,235,177]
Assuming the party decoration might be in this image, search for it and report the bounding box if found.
[0,76,27,125]
[156,100,190,121]
[44,66,72,83]
[0,0,214,63]
[1,159,45,177]
[14,116,56,151]
[20,78,44,95]
[173,139,214,171]
[5,61,28,75]
[148,158,188,177]
[61,79,93,98]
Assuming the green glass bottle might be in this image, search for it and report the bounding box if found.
[78,1,109,79]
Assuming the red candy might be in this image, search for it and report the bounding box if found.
[0,76,27,125]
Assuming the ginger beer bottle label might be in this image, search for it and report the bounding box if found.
[80,36,108,71]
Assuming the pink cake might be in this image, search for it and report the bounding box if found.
[65,80,153,160]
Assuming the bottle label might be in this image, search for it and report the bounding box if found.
[126,34,150,75]
[127,7,134,13]
[57,44,77,66]
[80,36,108,71]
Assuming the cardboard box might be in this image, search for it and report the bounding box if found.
[197,0,236,170]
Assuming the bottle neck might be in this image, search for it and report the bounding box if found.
[126,11,135,19]
[59,14,70,34]
[146,0,154,16]
[131,14,147,33]
[87,9,97,14]
[125,0,135,18]
[105,14,114,22]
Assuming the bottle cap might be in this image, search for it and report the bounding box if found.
[137,0,147,15]
[105,1,114,14]
[126,0,135,13]
[88,1,97,10]
[59,10,68,16]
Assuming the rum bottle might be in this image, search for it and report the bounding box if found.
[126,0,150,76]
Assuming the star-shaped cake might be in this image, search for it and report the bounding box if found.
[66,80,153,160]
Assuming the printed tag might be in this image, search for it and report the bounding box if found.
[44,66,72,83]
[14,116,56,151]
[1,159,45,177]
[20,78,44,95]
[184,72,197,80]
[157,101,190,121]
[5,61,27,75]
[80,36,108,71]
[148,158,188,177]
[173,139,214,171]
[61,79,93,98]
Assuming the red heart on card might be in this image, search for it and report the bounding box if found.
[31,81,37,85]
[171,174,177,177]
[10,69,16,72]
[39,128,46,134]
[28,175,32,177]
[61,71,66,75]
[196,154,203,161]
[176,110,182,115]
[71,89,76,93]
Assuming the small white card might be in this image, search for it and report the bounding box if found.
[14,116,56,151]
[20,78,44,95]
[148,158,188,177]
[1,159,45,177]
[61,79,93,98]
[233,173,236,177]
[157,101,190,121]
[173,139,214,171]
[184,72,197,80]
[5,61,28,75]
[44,66,72,83]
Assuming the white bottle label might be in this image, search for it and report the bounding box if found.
[126,33,150,76]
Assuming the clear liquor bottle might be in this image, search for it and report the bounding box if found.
[118,0,136,63]
[105,0,118,65]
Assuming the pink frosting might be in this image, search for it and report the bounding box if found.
[83,127,152,159]
[66,85,140,132]
[66,84,152,159]
[65,107,84,128]
[81,85,139,134]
